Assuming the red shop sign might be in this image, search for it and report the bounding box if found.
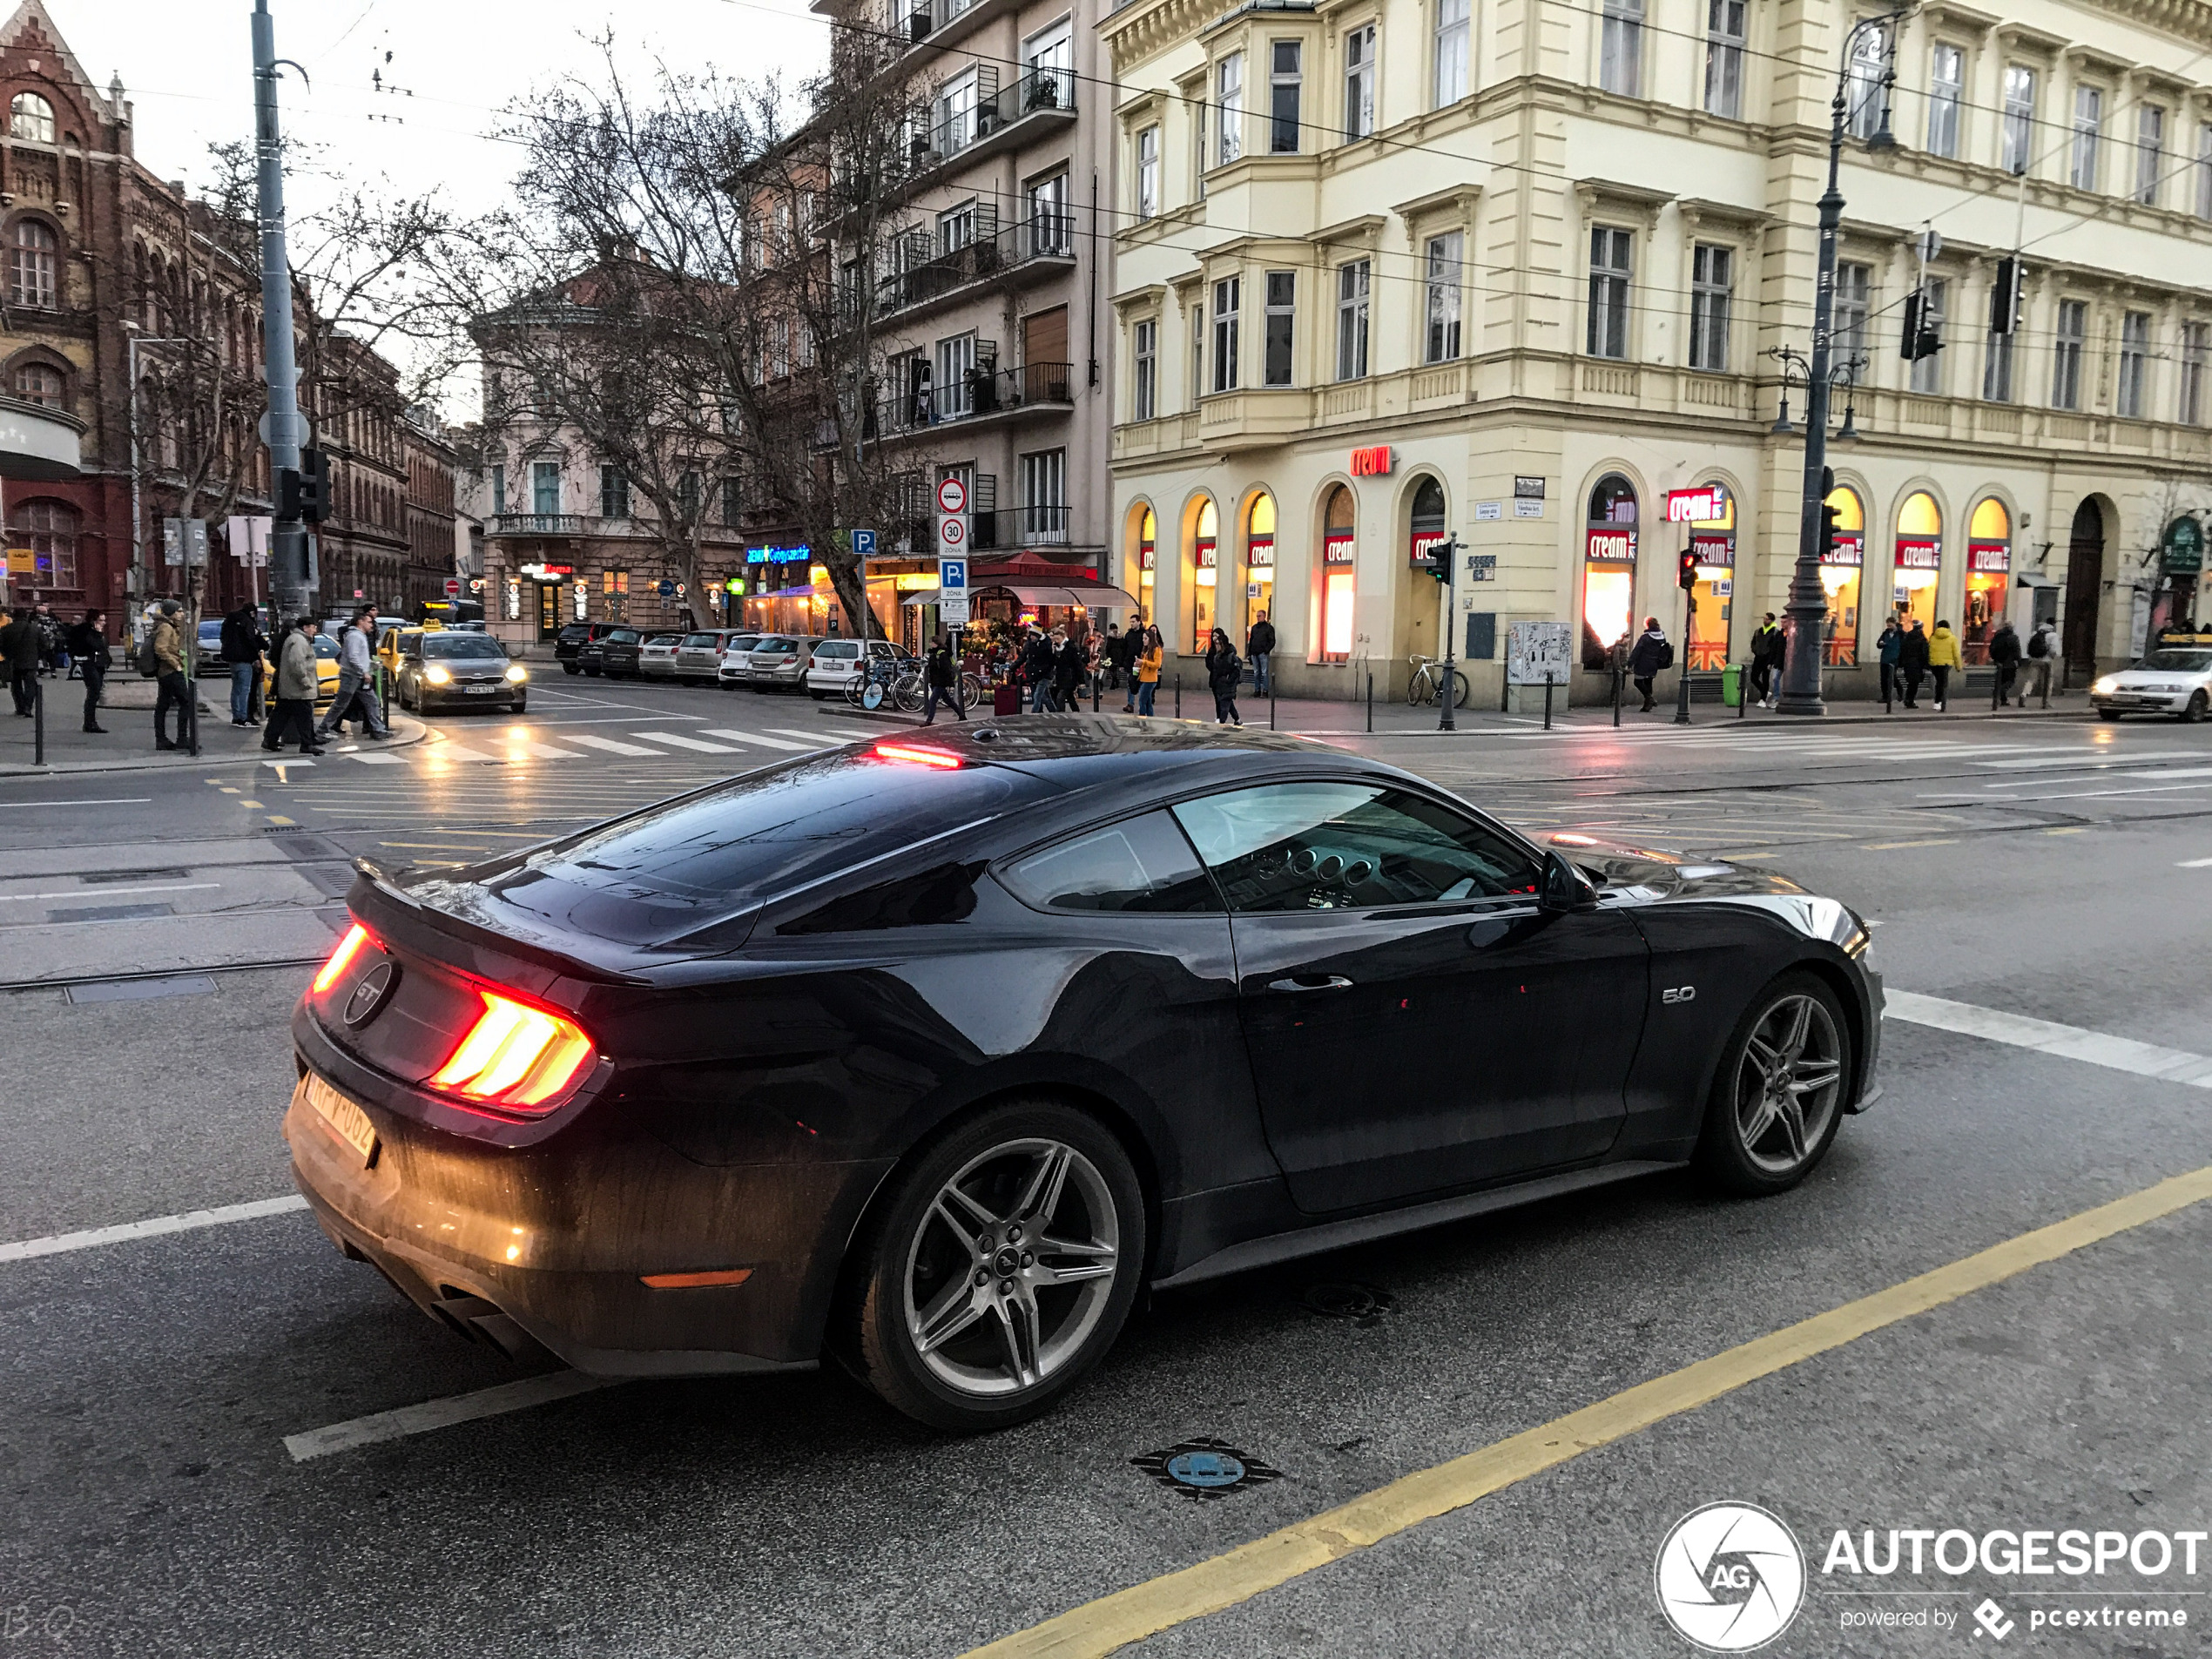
[1665,486,1728,523]
[1410,529,1448,566]
[1689,531,1734,567]
[1585,528,1637,563]
[1324,532,1358,564]
[1349,445,1393,476]
[1895,536,1942,570]
[1822,532,1865,567]
[1248,536,1275,569]
[1967,541,2010,573]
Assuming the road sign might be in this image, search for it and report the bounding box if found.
[1507,620,1571,685]
[4,548,31,575]
[935,477,968,516]
[940,556,969,624]
[164,518,209,568]
[226,516,272,569]
[656,578,674,597]
[851,529,877,559]
[447,578,463,597]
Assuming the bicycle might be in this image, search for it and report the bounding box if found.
[1406,652,1469,709]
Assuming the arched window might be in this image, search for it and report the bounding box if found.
[1964,497,2012,661]
[1819,485,1866,666]
[1318,484,1356,662]
[1683,482,1736,670]
[1409,475,1447,571]
[1893,491,1942,624]
[10,93,54,144]
[1245,492,1276,634]
[10,499,78,589]
[1134,505,1157,626]
[10,219,56,310]
[1581,473,1639,666]
[1190,498,1219,653]
[11,362,62,407]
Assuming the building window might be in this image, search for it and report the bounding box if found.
[602,567,630,622]
[9,219,55,310]
[1028,170,1070,255]
[2182,321,2208,425]
[10,500,76,587]
[1909,277,1946,395]
[1319,484,1356,662]
[1133,318,1158,420]
[1343,24,1376,140]
[1211,275,1241,392]
[10,362,61,407]
[1587,226,1631,359]
[937,332,977,418]
[1600,0,1642,97]
[1835,261,1871,363]
[1264,271,1295,386]
[2001,66,2035,175]
[2198,123,2212,219]
[1191,306,1204,409]
[8,93,52,144]
[1193,91,1207,199]
[1704,0,1744,119]
[1020,448,1067,543]
[1983,324,2014,403]
[1689,243,1731,371]
[531,461,561,516]
[1845,24,1886,140]
[939,199,976,252]
[723,475,744,526]
[1424,232,1462,362]
[599,465,630,519]
[1926,43,1962,158]
[2136,105,2164,206]
[2051,299,2086,409]
[491,464,507,516]
[1436,0,1470,108]
[2118,310,2150,417]
[1136,126,1159,219]
[678,470,701,521]
[1217,51,1244,165]
[2071,84,2102,191]
[1335,260,1370,381]
[1271,41,1302,152]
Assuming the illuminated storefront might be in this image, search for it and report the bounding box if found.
[1244,493,1275,637]
[1136,506,1156,626]
[1320,484,1356,662]
[1189,498,1218,653]
[1582,474,1639,667]
[1667,482,1733,671]
[1892,493,1941,624]
[1822,485,1865,666]
[1963,497,2011,663]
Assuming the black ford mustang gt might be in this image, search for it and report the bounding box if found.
[287,718,1881,1432]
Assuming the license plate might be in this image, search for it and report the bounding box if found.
[465,683,502,695]
[299,1073,378,1164]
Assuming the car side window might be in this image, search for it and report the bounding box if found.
[999,811,1222,914]
[1170,781,1541,913]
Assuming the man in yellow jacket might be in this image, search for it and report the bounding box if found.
[1926,618,1963,711]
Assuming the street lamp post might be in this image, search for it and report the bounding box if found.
[253,2,314,624]
[1777,13,1899,717]
[125,329,189,624]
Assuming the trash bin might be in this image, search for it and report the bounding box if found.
[1721,664,1743,708]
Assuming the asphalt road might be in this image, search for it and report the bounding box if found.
[2,677,2209,1657]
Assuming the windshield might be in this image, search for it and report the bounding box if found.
[313,634,338,658]
[2141,649,2212,671]
[423,634,507,660]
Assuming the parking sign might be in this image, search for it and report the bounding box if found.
[852,529,876,560]
[940,556,969,625]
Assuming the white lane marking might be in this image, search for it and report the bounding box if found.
[0,882,218,902]
[1974,750,2201,772]
[284,1371,616,1461]
[562,733,663,757]
[2180,857,2212,868]
[0,798,154,807]
[262,758,313,768]
[510,742,585,759]
[2126,766,2212,779]
[765,726,850,745]
[1992,781,2212,802]
[420,743,507,763]
[698,728,816,752]
[631,731,739,752]
[346,752,409,765]
[1885,991,2212,1088]
[0,1194,308,1264]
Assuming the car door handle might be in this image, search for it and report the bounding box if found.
[1268,974,1354,993]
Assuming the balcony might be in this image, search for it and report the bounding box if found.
[487,513,586,538]
[876,360,1075,441]
[878,214,1076,326]
[919,69,1076,177]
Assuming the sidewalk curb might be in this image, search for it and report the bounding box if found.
[0,711,430,778]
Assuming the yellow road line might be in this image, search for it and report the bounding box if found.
[265,815,293,826]
[965,1163,2212,1659]
[1864,838,1958,850]
[2045,826,2088,835]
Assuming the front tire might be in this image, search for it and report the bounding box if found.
[836,1101,1145,1433]
[2182,691,2208,724]
[1693,973,1851,1196]
[563,663,581,676]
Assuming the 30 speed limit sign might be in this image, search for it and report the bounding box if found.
[936,474,970,558]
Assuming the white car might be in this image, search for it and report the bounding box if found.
[637,632,685,680]
[803,637,903,699]
[2091,644,2212,721]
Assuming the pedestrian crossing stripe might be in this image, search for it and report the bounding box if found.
[698,729,814,752]
[563,734,662,757]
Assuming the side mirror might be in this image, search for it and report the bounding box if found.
[1539,848,1602,914]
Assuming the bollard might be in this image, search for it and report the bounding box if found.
[1366,672,1373,733]
[1174,674,1182,718]
[32,673,43,765]
[1269,679,1277,732]
[1737,663,1748,719]
[1542,677,1554,731]
[1611,666,1622,728]
[2041,668,2051,711]
[185,672,199,758]
[1092,672,1101,712]
[1992,671,2002,714]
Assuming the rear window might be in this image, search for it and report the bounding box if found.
[476,754,1058,945]
[423,634,507,659]
[817,641,860,658]
[607,629,641,644]
[758,637,799,651]
[724,635,761,652]
[682,633,718,647]
[558,625,591,642]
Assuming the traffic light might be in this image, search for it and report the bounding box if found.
[277,448,332,523]
[1900,290,1940,361]
[1413,538,1450,583]
[1989,257,2022,336]
[1820,502,1843,561]
[1677,550,1699,591]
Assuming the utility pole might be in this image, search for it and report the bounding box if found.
[1438,533,1460,732]
[1777,13,1900,717]
[253,2,312,624]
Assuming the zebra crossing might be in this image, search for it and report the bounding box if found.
[266,724,841,769]
[1487,726,2201,772]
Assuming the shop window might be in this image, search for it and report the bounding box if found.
[1319,484,1356,662]
[603,567,631,623]
[10,499,77,589]
[1190,498,1219,654]
[1820,485,1865,666]
[1134,505,1157,627]
[1963,497,2010,663]
[1246,492,1276,637]
[1892,491,1942,625]
[1409,476,1447,570]
[1581,474,1638,668]
[1683,482,1735,670]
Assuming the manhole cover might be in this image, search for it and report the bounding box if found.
[1300,1281,1395,1325]
[1132,1438,1284,1501]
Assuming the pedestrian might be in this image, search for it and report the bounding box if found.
[1205,626,1243,725]
[32,602,60,675]
[1988,616,2023,706]
[1927,617,1962,711]
[1749,612,1786,708]
[150,600,192,751]
[920,627,965,725]
[1135,624,1163,716]
[314,608,390,742]
[219,599,264,727]
[0,606,37,716]
[1898,617,1931,708]
[1245,610,1276,698]
[1022,627,1057,713]
[65,609,109,733]
[1118,624,1142,711]
[1100,624,1123,692]
[1051,627,1086,710]
[2021,617,2057,702]
[262,617,326,755]
[1875,617,1903,706]
[1628,616,1670,712]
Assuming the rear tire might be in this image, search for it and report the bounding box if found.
[563,663,580,676]
[835,1100,1145,1433]
[1693,972,1851,1197]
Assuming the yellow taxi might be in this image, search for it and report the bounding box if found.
[262,627,342,707]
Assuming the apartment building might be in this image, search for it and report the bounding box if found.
[1103,0,2212,700]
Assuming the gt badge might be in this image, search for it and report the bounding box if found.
[1662,986,1696,1005]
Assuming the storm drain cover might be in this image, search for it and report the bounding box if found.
[1132,1439,1284,1501]
[1300,1281,1395,1325]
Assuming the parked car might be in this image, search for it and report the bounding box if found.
[395,630,528,715]
[712,635,770,687]
[594,628,646,679]
[637,633,685,680]
[805,637,907,699]
[737,634,820,691]
[678,629,754,685]
[555,622,624,675]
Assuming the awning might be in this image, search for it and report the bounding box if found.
[902,581,1140,609]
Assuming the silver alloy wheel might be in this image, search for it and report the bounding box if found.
[1733,993,1844,1175]
[902,1136,1121,1398]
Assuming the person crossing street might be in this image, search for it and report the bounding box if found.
[920,629,965,725]
[1988,617,2023,706]
[314,608,390,743]
[1927,618,1963,711]
[262,617,325,756]
[1628,617,1671,713]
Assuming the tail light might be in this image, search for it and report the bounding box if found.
[428,990,597,1113]
[313,923,374,995]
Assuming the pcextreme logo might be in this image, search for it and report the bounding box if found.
[1655,1502,1808,1652]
